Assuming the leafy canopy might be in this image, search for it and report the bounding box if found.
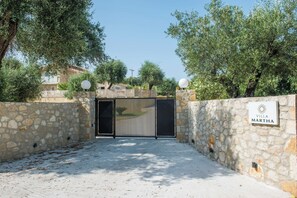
[0,58,42,102]
[157,78,177,97]
[167,0,297,98]
[95,59,127,89]
[139,61,164,90]
[0,0,106,71]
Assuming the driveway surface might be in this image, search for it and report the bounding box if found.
[0,138,290,198]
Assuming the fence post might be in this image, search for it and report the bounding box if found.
[176,90,196,143]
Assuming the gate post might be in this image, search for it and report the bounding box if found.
[176,90,196,143]
[74,92,96,141]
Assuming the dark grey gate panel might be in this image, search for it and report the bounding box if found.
[97,100,114,135]
[157,99,175,137]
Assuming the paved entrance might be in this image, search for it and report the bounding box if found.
[0,138,290,198]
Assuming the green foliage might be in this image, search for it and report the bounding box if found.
[157,78,177,97]
[189,77,229,100]
[0,64,42,102]
[65,72,96,99]
[256,75,297,96]
[1,58,23,69]
[139,61,164,90]
[0,0,106,71]
[124,77,143,87]
[167,0,297,98]
[57,82,68,91]
[95,59,127,89]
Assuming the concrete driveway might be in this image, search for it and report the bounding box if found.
[0,138,290,198]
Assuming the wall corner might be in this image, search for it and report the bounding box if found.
[176,90,196,143]
[74,92,96,141]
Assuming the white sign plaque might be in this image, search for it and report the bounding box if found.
[248,101,279,125]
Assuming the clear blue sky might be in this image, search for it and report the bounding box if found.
[92,0,258,80]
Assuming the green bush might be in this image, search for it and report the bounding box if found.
[65,72,97,99]
[0,65,42,102]
[190,77,228,100]
[157,78,177,97]
[57,82,68,90]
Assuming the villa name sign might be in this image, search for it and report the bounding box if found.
[248,101,279,125]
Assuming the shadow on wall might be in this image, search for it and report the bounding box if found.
[0,138,235,186]
[188,101,242,173]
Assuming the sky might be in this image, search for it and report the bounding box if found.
[92,0,258,80]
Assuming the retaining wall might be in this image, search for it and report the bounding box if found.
[183,94,297,196]
[0,102,80,163]
[0,91,96,163]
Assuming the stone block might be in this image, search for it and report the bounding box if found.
[249,165,264,179]
[176,119,184,126]
[251,133,260,142]
[19,105,27,111]
[219,152,226,162]
[274,137,285,145]
[256,142,268,151]
[176,95,182,100]
[289,155,297,179]
[176,133,187,143]
[2,134,10,140]
[7,142,17,149]
[257,129,268,136]
[8,120,18,129]
[189,94,196,101]
[279,97,288,106]
[287,95,296,107]
[267,170,279,182]
[23,119,33,126]
[277,166,289,177]
[285,120,296,135]
[284,137,297,154]
[280,181,297,197]
[288,107,296,120]
[49,115,56,122]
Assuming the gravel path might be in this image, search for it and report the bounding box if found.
[0,138,291,198]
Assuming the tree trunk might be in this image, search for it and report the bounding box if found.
[0,12,18,66]
[219,77,240,98]
[244,69,263,97]
[149,84,153,90]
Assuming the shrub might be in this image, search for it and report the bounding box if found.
[65,72,96,99]
[57,82,68,90]
[0,65,42,102]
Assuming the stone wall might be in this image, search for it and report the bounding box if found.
[176,90,196,142]
[74,92,96,141]
[0,102,80,163]
[186,94,297,196]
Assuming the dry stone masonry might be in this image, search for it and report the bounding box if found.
[74,92,96,140]
[176,90,196,142]
[0,92,96,163]
[176,90,297,197]
[0,102,80,163]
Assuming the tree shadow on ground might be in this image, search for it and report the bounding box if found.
[0,138,235,186]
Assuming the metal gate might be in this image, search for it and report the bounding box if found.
[95,98,175,138]
[156,99,175,137]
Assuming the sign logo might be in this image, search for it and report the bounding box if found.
[257,104,266,114]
